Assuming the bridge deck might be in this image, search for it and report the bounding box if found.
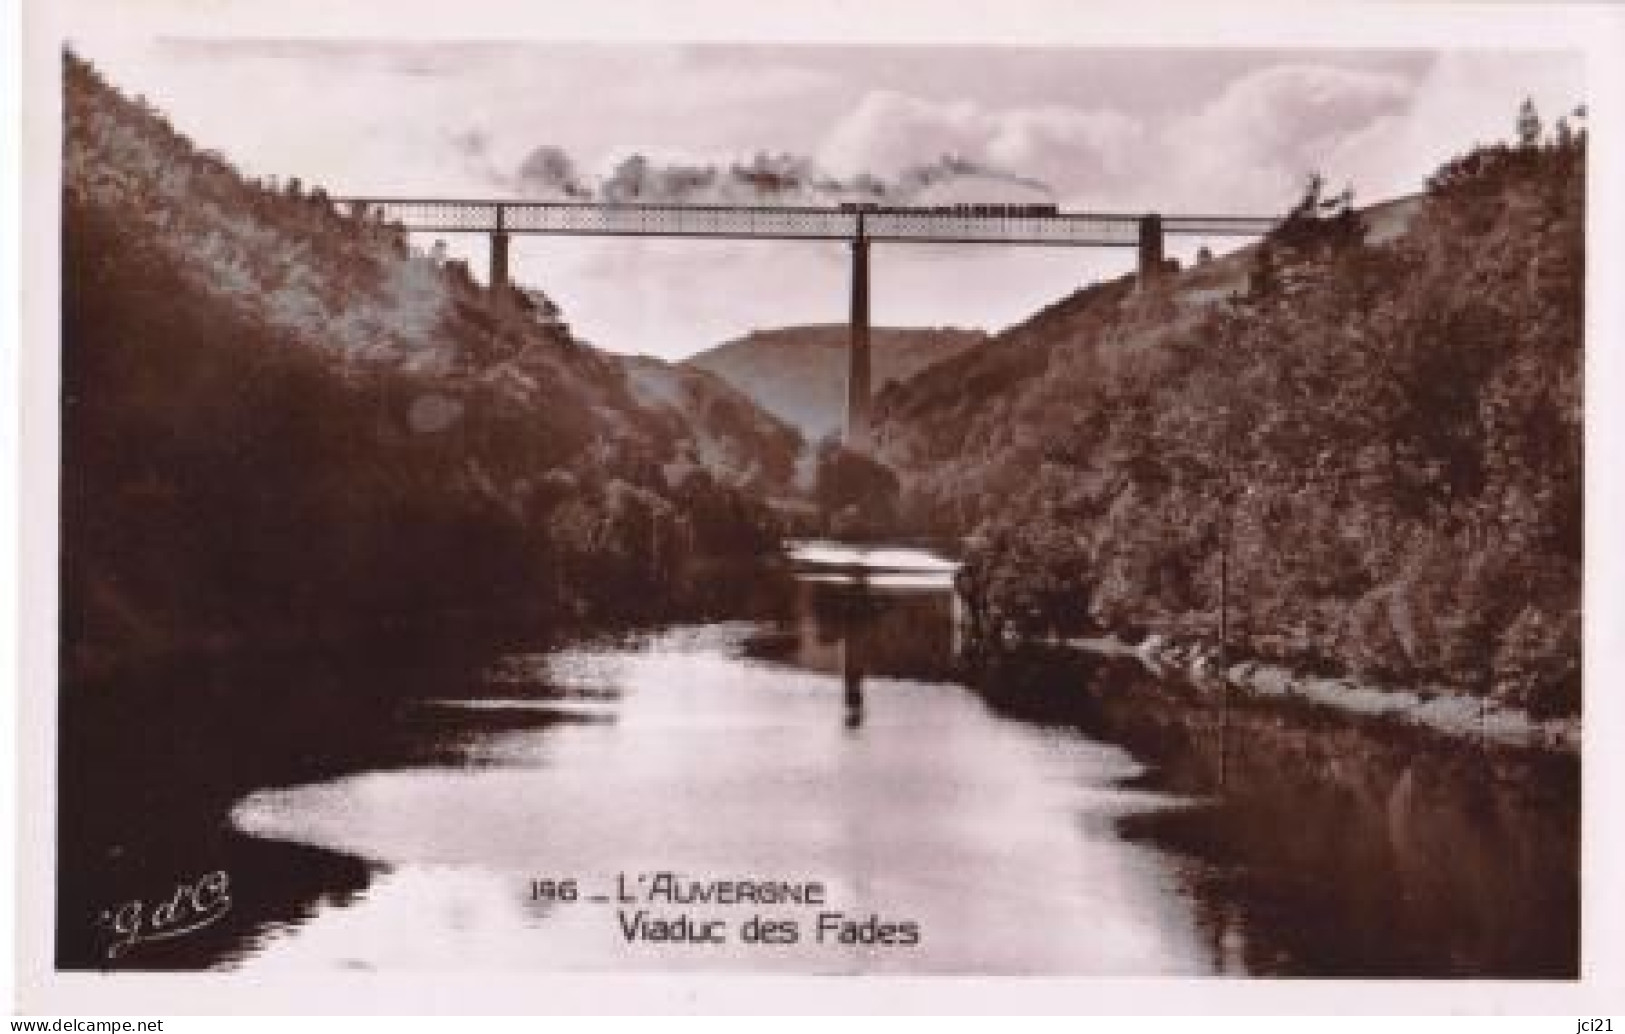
[340,199,1275,245]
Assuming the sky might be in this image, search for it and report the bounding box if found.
[72,40,1584,360]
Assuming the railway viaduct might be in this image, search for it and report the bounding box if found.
[337,199,1276,445]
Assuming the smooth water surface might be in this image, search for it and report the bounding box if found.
[62,541,1576,976]
[226,543,1216,973]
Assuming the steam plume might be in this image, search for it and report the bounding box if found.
[499,145,1054,205]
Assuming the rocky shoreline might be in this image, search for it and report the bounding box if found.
[1065,633,1582,756]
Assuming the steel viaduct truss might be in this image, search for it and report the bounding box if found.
[338,198,1277,444]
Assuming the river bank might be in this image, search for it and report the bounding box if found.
[1052,632,1581,756]
[945,537,1579,756]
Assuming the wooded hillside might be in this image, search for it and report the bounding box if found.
[61,52,801,684]
[880,108,1583,717]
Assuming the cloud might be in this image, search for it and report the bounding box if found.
[983,106,1147,185]
[1159,56,1583,211]
[818,90,1145,201]
[813,63,1512,216]
[1323,52,1585,202]
[1161,63,1415,210]
[1180,63,1414,157]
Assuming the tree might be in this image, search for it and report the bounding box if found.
[1554,116,1573,149]
[813,435,900,533]
[1246,240,1280,300]
[1517,97,1542,148]
[941,118,1581,714]
[1271,172,1365,257]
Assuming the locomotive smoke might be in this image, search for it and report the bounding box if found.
[502,144,1054,205]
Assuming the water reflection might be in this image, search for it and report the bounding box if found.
[768,543,964,736]
[60,541,1579,976]
[974,648,1580,977]
[843,642,864,732]
[219,549,1217,974]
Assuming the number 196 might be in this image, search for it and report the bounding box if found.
[529,878,578,902]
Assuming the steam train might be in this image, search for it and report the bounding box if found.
[837,201,1060,217]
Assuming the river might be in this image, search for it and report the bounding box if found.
[57,541,1578,976]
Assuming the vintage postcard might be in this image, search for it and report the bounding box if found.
[11,0,1625,1016]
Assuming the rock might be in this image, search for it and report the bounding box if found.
[1061,630,1580,756]
[1249,665,1297,698]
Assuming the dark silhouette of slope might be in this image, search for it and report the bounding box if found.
[61,52,799,685]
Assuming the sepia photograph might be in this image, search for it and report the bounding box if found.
[12,0,1625,1016]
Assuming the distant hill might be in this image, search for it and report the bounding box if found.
[686,325,989,441]
[620,357,802,487]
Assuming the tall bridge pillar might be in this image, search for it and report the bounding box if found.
[490,231,511,294]
[489,204,510,295]
[846,228,872,448]
[1137,213,1164,287]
